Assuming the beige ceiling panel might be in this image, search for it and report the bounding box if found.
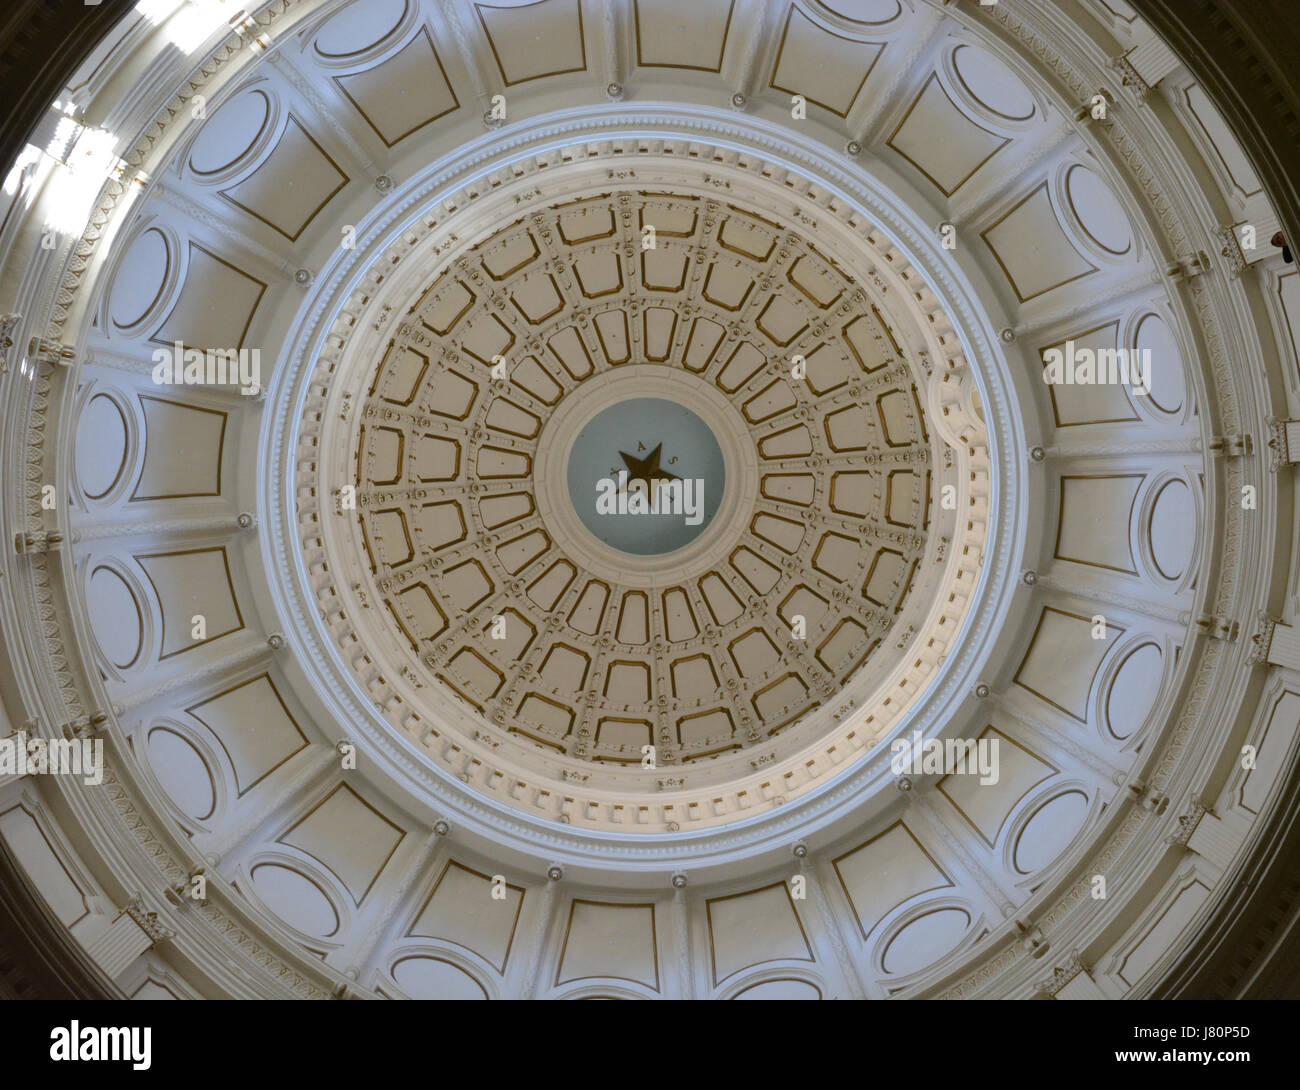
[787,255,842,307]
[677,708,735,753]
[982,184,1097,302]
[824,404,873,451]
[279,784,406,903]
[481,230,541,279]
[887,75,1009,196]
[769,7,883,117]
[594,310,630,364]
[885,469,922,527]
[937,727,1056,844]
[409,862,524,971]
[547,326,594,379]
[833,822,952,938]
[815,617,873,674]
[718,216,776,261]
[751,672,810,727]
[702,262,754,310]
[1014,607,1123,720]
[830,470,879,518]
[186,673,308,795]
[639,199,697,237]
[557,204,615,244]
[476,0,586,86]
[527,559,576,610]
[567,580,610,634]
[334,29,458,147]
[616,591,649,644]
[698,573,744,625]
[413,500,467,551]
[633,0,734,71]
[876,388,921,446]
[132,396,226,501]
[729,627,780,678]
[480,607,535,662]
[671,654,719,701]
[443,559,494,611]
[363,425,403,486]
[515,693,574,747]
[706,883,814,984]
[755,294,808,346]
[393,583,449,642]
[364,508,414,567]
[803,343,853,395]
[716,341,766,392]
[605,659,650,704]
[842,310,896,371]
[779,585,829,630]
[811,531,859,583]
[662,587,699,642]
[220,118,348,241]
[418,276,476,332]
[571,252,622,298]
[510,273,566,323]
[760,472,815,505]
[1055,474,1143,573]
[864,547,910,608]
[537,643,590,691]
[729,548,781,596]
[136,547,244,659]
[412,433,460,482]
[556,900,658,989]
[151,243,266,352]
[447,647,505,698]
[1037,322,1139,426]
[593,717,652,759]
[642,307,676,361]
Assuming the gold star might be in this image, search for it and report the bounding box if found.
[619,443,678,491]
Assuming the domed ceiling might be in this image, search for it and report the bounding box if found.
[1,0,1298,1001]
[313,175,977,819]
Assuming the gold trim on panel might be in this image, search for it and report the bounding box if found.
[935,726,1058,847]
[332,27,460,148]
[768,7,883,119]
[979,183,1097,303]
[831,820,953,939]
[554,898,660,991]
[148,242,269,351]
[405,860,525,972]
[885,74,1011,197]
[135,546,246,660]
[217,116,350,242]
[1053,473,1144,573]
[186,672,310,797]
[1012,606,1127,722]
[277,782,407,904]
[704,881,815,987]
[632,0,735,72]
[475,0,588,87]
[129,394,228,501]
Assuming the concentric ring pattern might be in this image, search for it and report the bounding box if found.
[0,0,1297,1002]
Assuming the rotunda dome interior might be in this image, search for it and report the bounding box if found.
[1,0,1299,1002]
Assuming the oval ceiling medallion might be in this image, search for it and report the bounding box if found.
[951,43,1036,121]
